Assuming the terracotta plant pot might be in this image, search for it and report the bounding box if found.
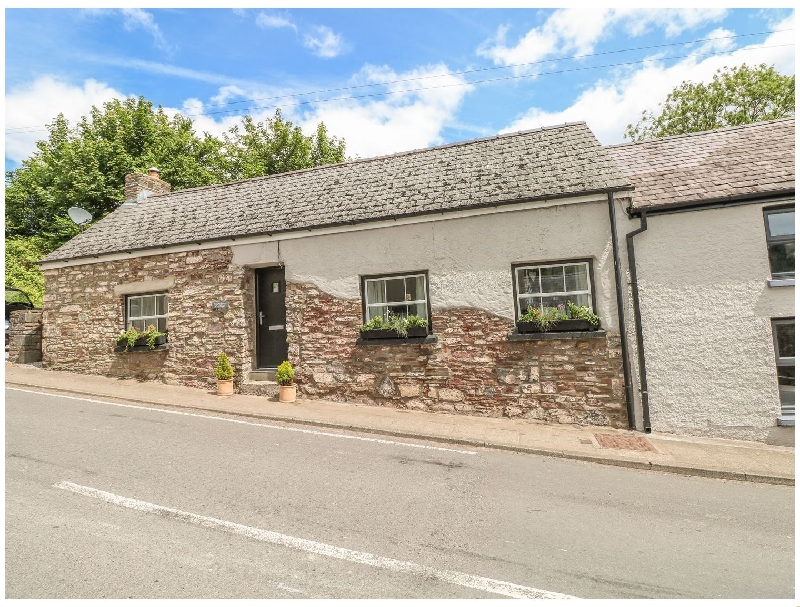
[279,384,297,403]
[216,379,234,396]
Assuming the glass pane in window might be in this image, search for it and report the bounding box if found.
[129,297,141,318]
[366,280,385,305]
[540,267,565,294]
[409,303,428,320]
[367,306,386,321]
[385,278,405,303]
[406,275,424,301]
[569,294,591,308]
[767,211,795,238]
[157,317,167,333]
[541,295,568,311]
[565,264,588,291]
[157,295,167,316]
[517,268,540,294]
[519,296,540,315]
[132,319,145,331]
[778,366,795,414]
[769,242,795,277]
[142,296,155,317]
[388,304,408,317]
[776,322,795,358]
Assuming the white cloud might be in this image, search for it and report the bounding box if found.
[294,64,474,158]
[499,15,795,145]
[5,77,127,166]
[303,25,347,59]
[478,8,728,72]
[120,8,172,52]
[256,12,297,31]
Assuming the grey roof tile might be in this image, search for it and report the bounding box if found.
[607,118,795,210]
[45,122,629,262]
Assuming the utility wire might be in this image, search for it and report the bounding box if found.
[5,30,794,134]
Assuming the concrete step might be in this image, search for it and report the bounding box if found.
[249,369,276,381]
[239,380,279,398]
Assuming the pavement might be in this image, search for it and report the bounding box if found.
[4,362,795,486]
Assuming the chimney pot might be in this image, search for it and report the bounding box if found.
[147,167,161,179]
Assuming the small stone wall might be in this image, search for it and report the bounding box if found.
[288,281,627,427]
[8,310,43,364]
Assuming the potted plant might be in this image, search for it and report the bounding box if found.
[517,301,600,333]
[359,313,429,340]
[215,351,234,396]
[276,360,296,403]
[114,325,167,351]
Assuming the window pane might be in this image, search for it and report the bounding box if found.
[565,264,588,291]
[366,280,385,305]
[385,278,405,303]
[776,322,795,358]
[767,211,795,238]
[778,367,795,415]
[569,294,591,308]
[367,306,387,321]
[388,304,408,317]
[142,296,156,317]
[132,319,145,331]
[517,268,540,294]
[157,317,167,333]
[769,242,795,277]
[129,297,141,318]
[541,295,568,310]
[519,296,540,315]
[540,267,565,294]
[157,295,167,316]
[409,303,428,319]
[406,275,424,301]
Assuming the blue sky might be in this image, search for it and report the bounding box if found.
[4,6,795,172]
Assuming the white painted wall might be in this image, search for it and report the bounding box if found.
[631,202,794,441]
[230,199,620,328]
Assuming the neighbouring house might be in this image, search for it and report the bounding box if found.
[607,117,795,444]
[38,118,795,443]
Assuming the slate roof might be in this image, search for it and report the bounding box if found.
[607,118,795,212]
[44,122,629,262]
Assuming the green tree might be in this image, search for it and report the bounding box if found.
[624,64,795,141]
[4,236,49,306]
[4,97,346,297]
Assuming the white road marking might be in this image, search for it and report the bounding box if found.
[6,387,477,455]
[55,481,576,600]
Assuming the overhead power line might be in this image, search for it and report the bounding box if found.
[5,28,794,135]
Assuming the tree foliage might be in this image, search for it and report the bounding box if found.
[624,64,795,142]
[4,96,347,296]
[4,236,49,306]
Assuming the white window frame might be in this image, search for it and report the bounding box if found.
[126,292,168,332]
[513,260,594,320]
[772,318,795,424]
[764,206,794,280]
[362,272,429,323]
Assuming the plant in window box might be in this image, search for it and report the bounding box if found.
[275,360,296,403]
[517,301,600,333]
[215,352,234,396]
[360,314,428,339]
[114,325,167,351]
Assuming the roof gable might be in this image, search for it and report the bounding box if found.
[45,122,628,262]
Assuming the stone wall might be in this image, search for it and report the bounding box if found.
[42,248,253,391]
[288,281,627,427]
[8,310,43,364]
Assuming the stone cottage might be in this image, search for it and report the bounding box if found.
[39,123,636,429]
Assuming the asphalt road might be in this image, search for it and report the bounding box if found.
[5,387,795,599]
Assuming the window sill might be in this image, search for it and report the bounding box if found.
[356,335,438,346]
[768,278,795,288]
[777,415,795,427]
[508,330,607,341]
[114,344,170,353]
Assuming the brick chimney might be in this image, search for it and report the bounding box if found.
[124,168,171,203]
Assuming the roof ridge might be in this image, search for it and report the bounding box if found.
[139,121,591,199]
[605,117,795,150]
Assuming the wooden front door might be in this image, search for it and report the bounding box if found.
[255,267,288,369]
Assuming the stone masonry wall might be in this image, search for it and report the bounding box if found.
[8,310,43,364]
[42,248,253,390]
[288,281,627,427]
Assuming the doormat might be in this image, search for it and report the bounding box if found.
[594,433,657,452]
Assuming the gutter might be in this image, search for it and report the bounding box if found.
[628,189,795,218]
[625,212,652,433]
[606,192,636,430]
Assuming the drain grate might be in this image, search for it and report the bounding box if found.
[594,433,657,452]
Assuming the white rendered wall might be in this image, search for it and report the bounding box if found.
[631,202,794,441]
[231,200,620,329]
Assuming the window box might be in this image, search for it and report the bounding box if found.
[360,326,428,340]
[517,318,594,333]
[114,336,168,353]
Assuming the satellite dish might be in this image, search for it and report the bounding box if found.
[67,207,93,226]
